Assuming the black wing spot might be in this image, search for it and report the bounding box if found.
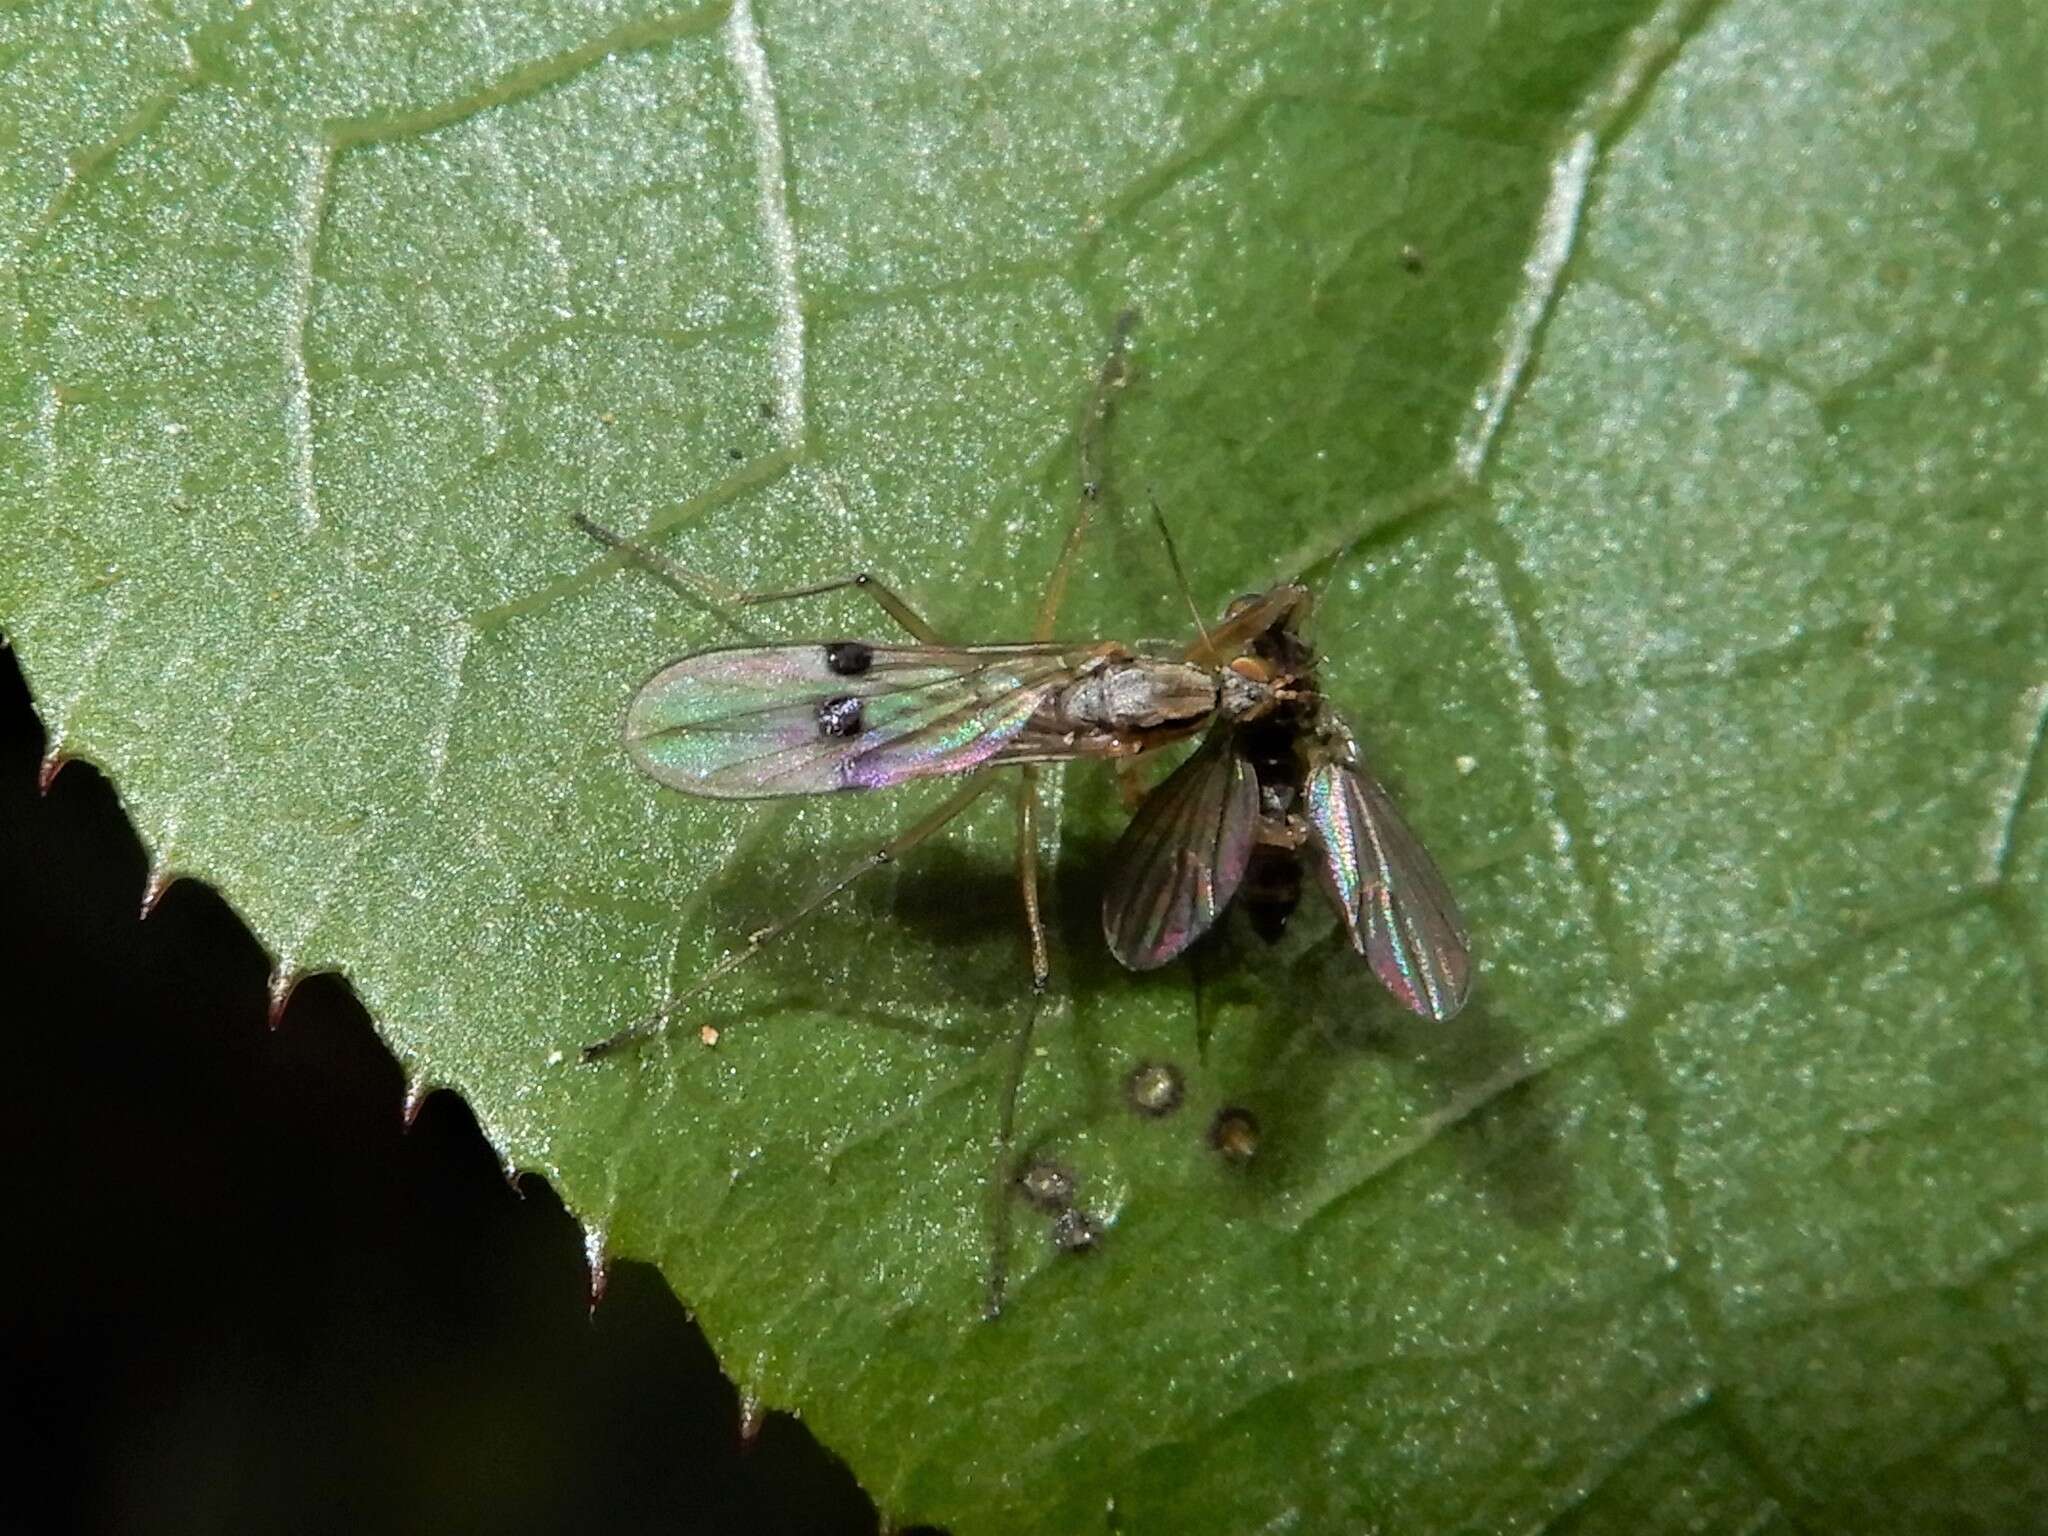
[824,641,873,676]
[815,695,865,738]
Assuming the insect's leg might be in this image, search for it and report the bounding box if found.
[984,763,1054,1319]
[1014,765,1053,994]
[574,509,944,645]
[988,322,1138,1295]
[572,513,759,641]
[729,574,948,646]
[1113,756,1148,813]
[719,473,949,645]
[1034,308,1137,641]
[582,775,999,1061]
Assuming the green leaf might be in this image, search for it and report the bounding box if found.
[6,0,2045,1530]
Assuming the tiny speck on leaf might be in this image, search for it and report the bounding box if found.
[1050,1208,1104,1255]
[1208,1107,1261,1165]
[1125,1060,1186,1118]
[1017,1156,1077,1212]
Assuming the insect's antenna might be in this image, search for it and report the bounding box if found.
[1148,492,1216,660]
[570,513,759,642]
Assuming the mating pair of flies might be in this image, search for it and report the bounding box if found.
[577,323,1471,1309]
[577,524,1474,1040]
[580,571,1472,1037]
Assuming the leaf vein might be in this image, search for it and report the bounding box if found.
[1984,679,2048,885]
[319,4,733,151]
[283,138,329,533]
[1455,0,1725,483]
[724,0,809,445]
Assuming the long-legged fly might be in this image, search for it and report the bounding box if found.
[577,315,1471,1312]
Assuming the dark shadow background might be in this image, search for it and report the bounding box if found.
[0,645,945,1536]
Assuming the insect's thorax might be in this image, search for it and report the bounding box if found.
[1235,628,1329,942]
[1042,654,1220,741]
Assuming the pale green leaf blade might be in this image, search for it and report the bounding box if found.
[4,2,2043,1532]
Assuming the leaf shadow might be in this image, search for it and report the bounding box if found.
[689,827,1078,1021]
[679,796,1571,1240]
[1218,927,1575,1234]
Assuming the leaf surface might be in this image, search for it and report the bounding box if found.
[5,1,2045,1530]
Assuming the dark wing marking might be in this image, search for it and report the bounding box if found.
[623,643,1077,799]
[1303,760,1472,1020]
[1101,732,1258,969]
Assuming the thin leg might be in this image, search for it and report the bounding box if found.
[1189,947,1212,1065]
[985,763,1053,1319]
[573,512,946,645]
[583,775,999,1061]
[983,993,1043,1319]
[983,312,1140,1314]
[1035,308,1137,642]
[1113,755,1149,813]
[572,512,759,641]
[731,574,946,646]
[1014,765,1053,993]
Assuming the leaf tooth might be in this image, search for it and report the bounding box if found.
[582,1222,610,1317]
[264,964,301,1030]
[400,1072,433,1130]
[36,749,70,794]
[138,861,181,920]
[737,1387,765,1451]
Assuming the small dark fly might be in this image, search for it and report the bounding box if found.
[1101,587,1472,1021]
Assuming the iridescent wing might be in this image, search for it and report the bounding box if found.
[1303,759,1472,1020]
[624,642,1079,799]
[1102,731,1259,969]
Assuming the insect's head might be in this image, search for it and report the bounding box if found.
[1219,586,1316,676]
[1219,650,1315,722]
[1215,583,1316,723]
[1219,583,1313,626]
[1219,592,1271,625]
[1217,662,1276,721]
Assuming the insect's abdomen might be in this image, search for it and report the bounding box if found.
[1241,844,1303,943]
[1235,709,1311,944]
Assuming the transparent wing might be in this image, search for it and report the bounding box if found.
[624,642,1076,799]
[1102,731,1259,970]
[1303,760,1472,1020]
